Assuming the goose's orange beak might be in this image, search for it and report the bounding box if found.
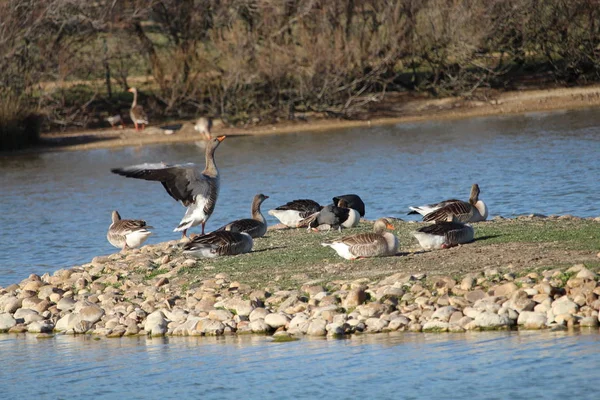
[217,135,226,142]
[386,223,394,230]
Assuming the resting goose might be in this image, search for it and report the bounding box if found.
[333,194,365,217]
[321,218,398,260]
[106,114,124,129]
[182,231,253,258]
[159,123,183,135]
[299,200,360,231]
[107,210,153,250]
[111,135,226,237]
[216,194,269,238]
[412,220,474,250]
[128,87,149,131]
[268,199,322,227]
[411,184,488,223]
[194,117,213,139]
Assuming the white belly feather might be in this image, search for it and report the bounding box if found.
[268,210,303,227]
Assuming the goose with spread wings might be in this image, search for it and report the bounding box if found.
[111,135,226,237]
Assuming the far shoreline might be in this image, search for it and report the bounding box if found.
[6,84,600,156]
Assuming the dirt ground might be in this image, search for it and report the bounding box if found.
[31,84,600,154]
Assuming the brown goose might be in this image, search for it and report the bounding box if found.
[268,199,322,227]
[128,87,149,131]
[321,218,398,260]
[412,220,474,250]
[411,184,488,223]
[194,117,213,139]
[216,194,269,238]
[182,231,253,258]
[107,210,153,250]
[111,136,226,237]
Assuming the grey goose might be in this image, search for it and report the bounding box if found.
[216,194,269,238]
[107,210,153,250]
[111,135,226,237]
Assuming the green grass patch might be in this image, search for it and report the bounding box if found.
[174,219,599,290]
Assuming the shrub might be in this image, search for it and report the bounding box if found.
[0,91,42,151]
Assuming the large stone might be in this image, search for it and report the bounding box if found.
[2,296,21,313]
[79,304,105,324]
[195,319,225,335]
[507,290,535,313]
[144,310,167,336]
[249,307,269,322]
[356,303,386,318]
[474,312,510,329]
[14,308,42,324]
[431,306,457,322]
[288,314,309,334]
[343,288,367,308]
[55,313,79,332]
[249,319,269,333]
[28,320,54,333]
[388,316,410,331]
[517,311,548,329]
[422,320,449,332]
[217,298,255,317]
[464,290,486,303]
[57,297,76,311]
[552,296,578,316]
[264,313,290,329]
[365,318,389,332]
[306,318,327,336]
[208,309,234,321]
[493,282,518,297]
[0,313,17,332]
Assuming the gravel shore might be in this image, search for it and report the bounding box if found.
[1,218,599,338]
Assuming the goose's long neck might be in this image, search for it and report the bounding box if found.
[131,90,137,109]
[252,198,266,223]
[469,184,480,205]
[203,145,218,177]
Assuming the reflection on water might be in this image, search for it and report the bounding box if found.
[0,330,599,398]
[1,108,599,285]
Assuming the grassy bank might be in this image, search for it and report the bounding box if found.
[130,217,600,294]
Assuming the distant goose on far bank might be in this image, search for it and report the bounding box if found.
[268,199,322,228]
[195,117,213,139]
[111,135,226,237]
[409,184,488,223]
[107,211,153,251]
[128,87,149,131]
[412,219,474,250]
[216,194,269,238]
[321,218,398,260]
[182,231,253,258]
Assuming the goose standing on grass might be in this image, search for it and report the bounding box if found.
[182,231,253,258]
[333,194,365,217]
[128,87,149,131]
[195,117,213,139]
[107,210,153,250]
[412,219,474,250]
[111,135,226,238]
[268,199,322,227]
[299,199,360,231]
[321,218,398,260]
[410,184,488,223]
[216,194,269,238]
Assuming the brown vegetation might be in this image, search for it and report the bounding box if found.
[2,0,600,149]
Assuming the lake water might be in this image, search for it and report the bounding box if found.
[0,330,599,399]
[1,108,599,286]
